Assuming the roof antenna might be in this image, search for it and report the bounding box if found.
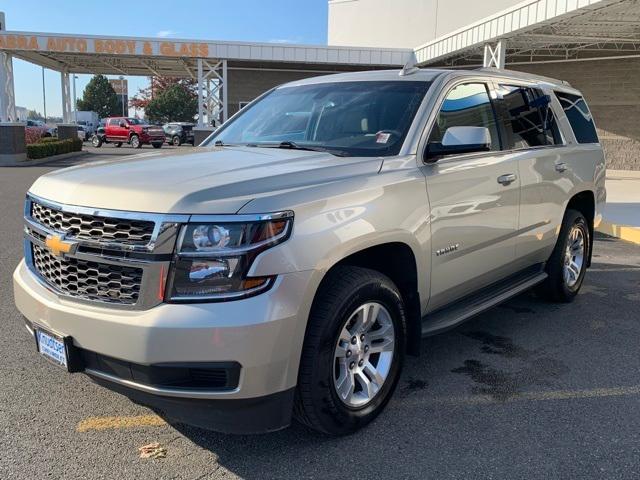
[399,52,419,76]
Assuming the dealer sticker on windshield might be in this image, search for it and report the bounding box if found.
[35,328,68,368]
[376,132,391,144]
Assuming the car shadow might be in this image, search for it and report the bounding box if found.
[143,252,640,479]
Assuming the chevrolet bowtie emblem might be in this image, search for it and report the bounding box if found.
[45,234,76,257]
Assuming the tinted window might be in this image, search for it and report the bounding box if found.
[209,81,431,157]
[499,85,562,148]
[554,91,599,144]
[428,83,500,151]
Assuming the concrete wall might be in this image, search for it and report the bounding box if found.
[328,0,520,48]
[227,69,332,117]
[513,59,640,170]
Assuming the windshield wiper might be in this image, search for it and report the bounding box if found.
[256,141,350,157]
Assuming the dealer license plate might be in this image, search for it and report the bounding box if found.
[35,327,68,369]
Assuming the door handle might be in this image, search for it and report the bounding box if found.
[555,162,568,173]
[497,173,517,185]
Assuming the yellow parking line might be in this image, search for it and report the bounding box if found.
[77,414,166,432]
[77,386,640,432]
[597,221,640,245]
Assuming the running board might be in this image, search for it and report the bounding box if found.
[421,268,548,337]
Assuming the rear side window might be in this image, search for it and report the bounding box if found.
[554,91,599,144]
[428,83,501,151]
[499,85,562,148]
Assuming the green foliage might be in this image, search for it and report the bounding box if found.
[37,137,60,144]
[145,84,197,123]
[27,138,83,159]
[76,75,120,118]
[27,109,44,121]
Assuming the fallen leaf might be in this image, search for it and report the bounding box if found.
[138,442,167,459]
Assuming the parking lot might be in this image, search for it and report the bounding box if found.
[1,155,639,479]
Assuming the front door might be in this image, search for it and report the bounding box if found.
[420,82,521,311]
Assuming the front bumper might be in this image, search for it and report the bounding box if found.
[13,260,313,432]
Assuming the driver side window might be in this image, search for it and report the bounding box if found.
[428,83,501,151]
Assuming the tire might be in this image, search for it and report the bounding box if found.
[294,266,406,435]
[130,135,141,149]
[172,135,181,146]
[537,209,590,303]
[115,142,122,148]
[91,136,102,148]
[152,142,163,149]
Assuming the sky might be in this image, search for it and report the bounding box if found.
[1,0,328,118]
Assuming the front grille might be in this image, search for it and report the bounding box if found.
[32,244,143,304]
[31,201,155,246]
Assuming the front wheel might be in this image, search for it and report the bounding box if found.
[130,135,141,149]
[172,135,181,146]
[294,266,406,435]
[537,209,590,302]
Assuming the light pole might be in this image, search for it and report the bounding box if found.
[41,67,47,124]
[119,75,125,117]
[72,74,78,123]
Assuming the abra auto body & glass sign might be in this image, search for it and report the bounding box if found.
[0,33,210,57]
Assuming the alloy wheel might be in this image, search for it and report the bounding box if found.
[333,302,395,408]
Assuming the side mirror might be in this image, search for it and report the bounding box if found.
[119,121,127,128]
[425,126,491,162]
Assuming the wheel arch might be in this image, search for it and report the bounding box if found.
[565,189,596,266]
[313,241,423,356]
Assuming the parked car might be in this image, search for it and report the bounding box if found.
[91,117,164,149]
[24,120,48,144]
[14,68,605,435]
[77,126,86,142]
[163,122,195,146]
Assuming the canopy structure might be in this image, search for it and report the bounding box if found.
[0,24,411,125]
[415,0,640,67]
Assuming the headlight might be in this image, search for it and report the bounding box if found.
[166,212,293,301]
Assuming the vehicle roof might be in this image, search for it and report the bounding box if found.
[279,67,580,94]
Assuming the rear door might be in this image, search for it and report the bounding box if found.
[493,84,568,268]
[421,81,521,311]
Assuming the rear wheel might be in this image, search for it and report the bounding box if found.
[115,142,122,148]
[152,142,163,149]
[537,209,590,302]
[130,135,141,149]
[91,135,102,148]
[294,266,406,435]
[172,135,181,146]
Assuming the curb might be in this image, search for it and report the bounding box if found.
[597,221,640,245]
[0,150,88,167]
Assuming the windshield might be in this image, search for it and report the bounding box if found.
[207,81,431,157]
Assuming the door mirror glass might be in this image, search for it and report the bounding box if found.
[119,121,127,128]
[426,126,491,162]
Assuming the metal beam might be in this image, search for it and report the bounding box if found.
[60,71,71,123]
[483,40,505,68]
[0,51,16,122]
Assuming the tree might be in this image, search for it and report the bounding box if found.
[27,109,44,121]
[145,84,197,123]
[130,76,198,110]
[76,74,120,118]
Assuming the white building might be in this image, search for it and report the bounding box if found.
[328,0,640,170]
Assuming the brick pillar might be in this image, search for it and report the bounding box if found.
[193,127,216,146]
[0,122,26,162]
[57,123,77,141]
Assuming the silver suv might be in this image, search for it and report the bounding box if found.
[13,68,606,435]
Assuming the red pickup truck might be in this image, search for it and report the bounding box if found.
[92,117,165,149]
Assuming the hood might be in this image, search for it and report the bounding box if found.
[29,146,383,214]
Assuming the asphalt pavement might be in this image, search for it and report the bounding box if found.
[1,153,640,479]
